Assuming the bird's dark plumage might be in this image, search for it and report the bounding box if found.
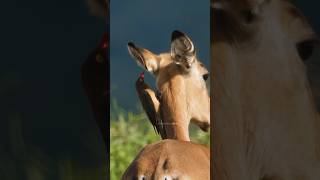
[135,72,166,139]
[81,33,109,144]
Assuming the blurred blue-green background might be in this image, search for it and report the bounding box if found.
[110,0,211,111]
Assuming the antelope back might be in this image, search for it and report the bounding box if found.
[122,140,210,180]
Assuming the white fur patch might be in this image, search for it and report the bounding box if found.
[138,175,146,180]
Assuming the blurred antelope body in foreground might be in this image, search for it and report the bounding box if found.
[212,0,320,179]
[122,139,210,180]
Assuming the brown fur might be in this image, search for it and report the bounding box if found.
[128,32,210,141]
[123,32,210,179]
[121,140,210,180]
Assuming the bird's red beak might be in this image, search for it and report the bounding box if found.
[139,72,145,81]
[100,33,108,55]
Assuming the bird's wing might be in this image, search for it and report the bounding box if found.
[136,84,166,139]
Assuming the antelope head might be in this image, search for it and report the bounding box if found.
[211,0,319,122]
[128,31,210,141]
[211,0,320,179]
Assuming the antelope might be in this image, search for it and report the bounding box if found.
[135,61,209,139]
[122,139,210,180]
[82,0,108,144]
[128,30,210,141]
[122,31,211,179]
[212,0,320,179]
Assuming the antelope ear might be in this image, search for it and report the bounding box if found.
[170,30,196,64]
[127,42,159,73]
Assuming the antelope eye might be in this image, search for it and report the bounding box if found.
[296,39,318,61]
[175,54,182,60]
[203,73,209,81]
[242,10,256,24]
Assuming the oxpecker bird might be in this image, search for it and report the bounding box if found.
[135,72,166,139]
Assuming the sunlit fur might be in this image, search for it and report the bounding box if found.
[123,32,211,179]
[121,140,210,180]
[128,33,210,141]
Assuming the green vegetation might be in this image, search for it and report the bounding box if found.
[1,101,209,180]
[0,112,107,180]
[110,103,210,179]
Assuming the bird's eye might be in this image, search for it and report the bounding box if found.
[296,39,318,61]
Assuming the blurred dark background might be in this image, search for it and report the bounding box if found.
[0,0,106,179]
[294,1,320,34]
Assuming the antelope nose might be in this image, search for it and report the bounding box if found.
[185,64,191,69]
